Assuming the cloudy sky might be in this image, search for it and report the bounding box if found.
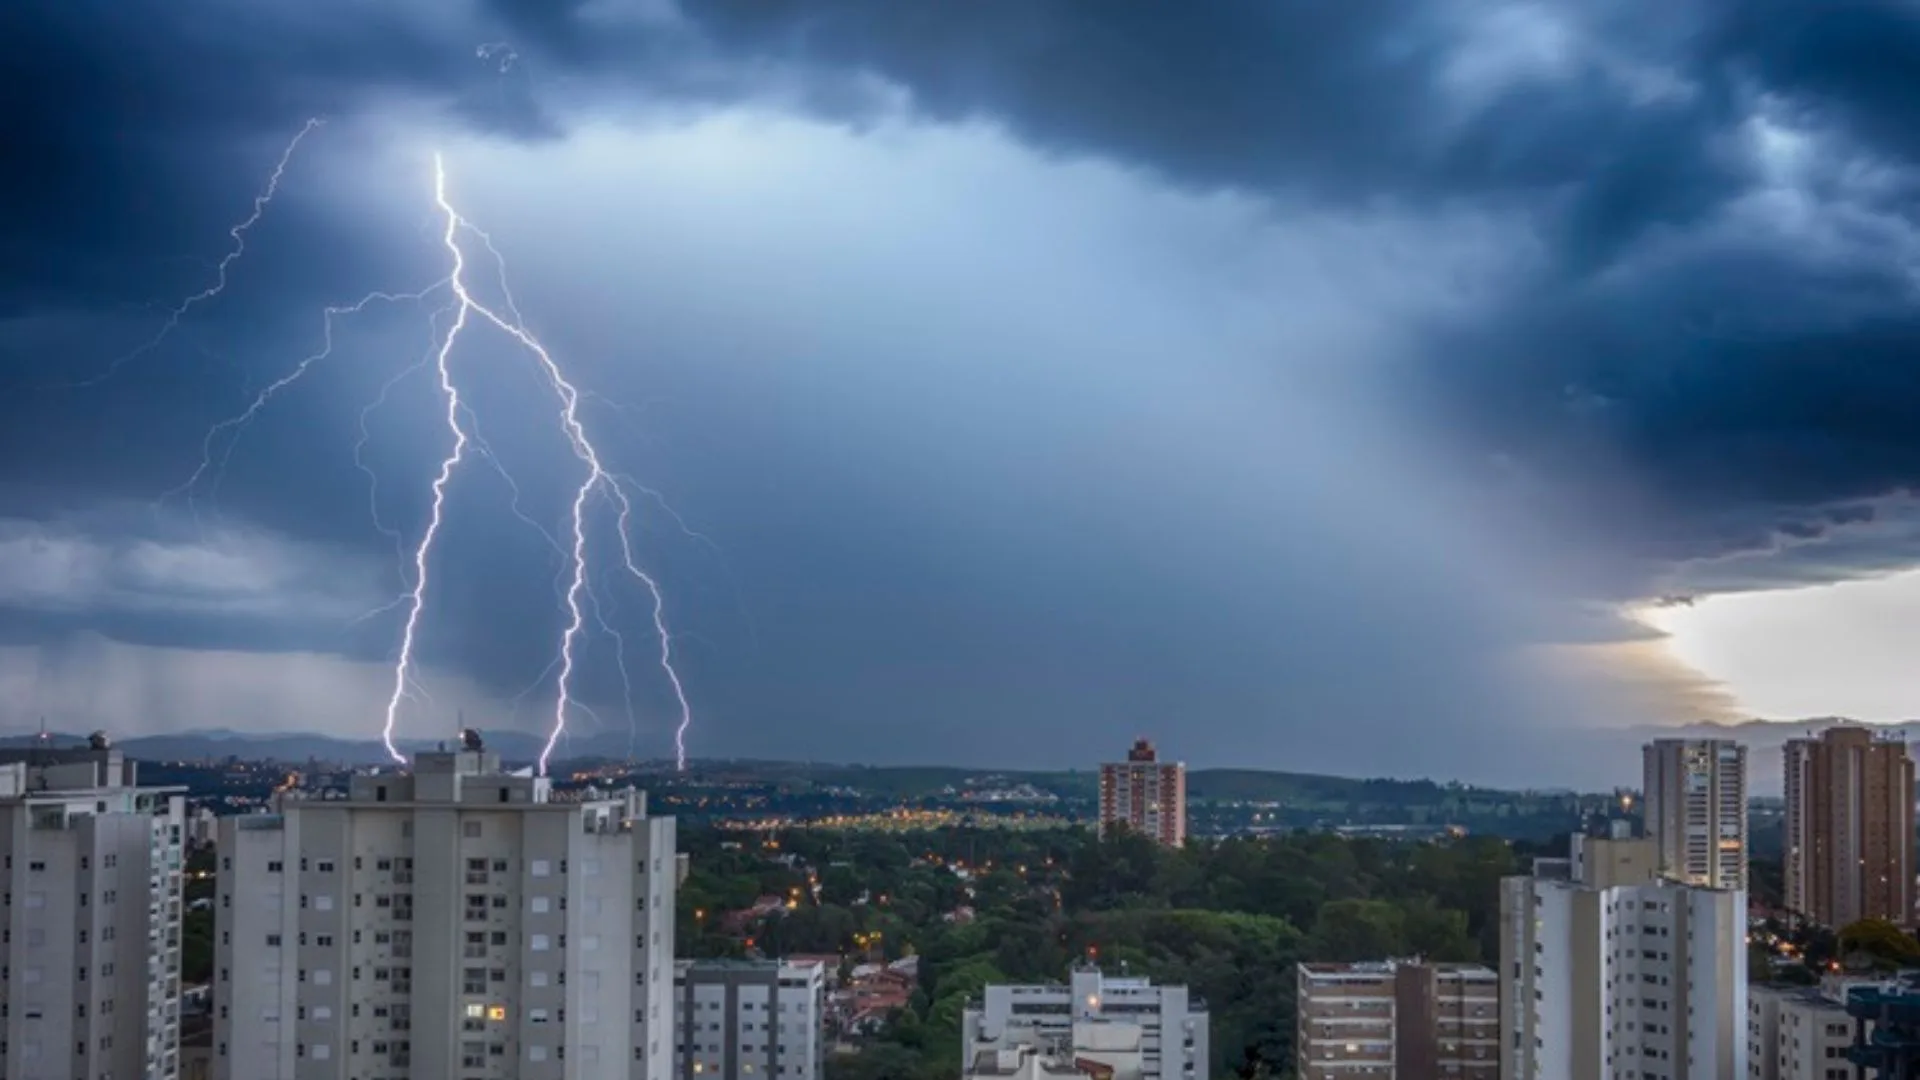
[5,0,1920,785]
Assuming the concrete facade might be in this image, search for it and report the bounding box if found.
[1643,739,1748,891]
[1294,959,1498,1079]
[673,959,825,1080]
[213,748,677,1080]
[964,965,1207,1080]
[1500,836,1747,1080]
[0,743,186,1080]
[1748,982,1860,1080]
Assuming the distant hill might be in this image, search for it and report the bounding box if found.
[665,760,1568,809]
[1626,717,1920,795]
[0,728,553,766]
[0,730,1573,809]
[8,716,1891,800]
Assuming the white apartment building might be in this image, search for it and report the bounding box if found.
[1500,833,1747,1080]
[673,958,824,1080]
[1643,739,1748,891]
[1748,981,1861,1080]
[965,1022,1156,1080]
[1294,959,1498,1079]
[213,742,677,1080]
[0,739,186,1080]
[963,965,1208,1080]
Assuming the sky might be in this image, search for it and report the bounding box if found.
[5,1,1920,786]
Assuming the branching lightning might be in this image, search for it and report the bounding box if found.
[427,152,694,774]
[111,120,700,775]
[164,288,439,521]
[380,177,474,764]
[74,119,325,389]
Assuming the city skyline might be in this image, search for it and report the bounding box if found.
[8,4,1920,787]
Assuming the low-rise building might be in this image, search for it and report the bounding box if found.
[964,1020,1153,1080]
[963,964,1207,1080]
[675,958,826,1080]
[1748,979,1865,1080]
[1295,959,1498,1079]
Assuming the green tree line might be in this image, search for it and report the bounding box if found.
[681,824,1534,1080]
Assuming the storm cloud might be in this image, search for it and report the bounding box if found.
[4,0,1920,785]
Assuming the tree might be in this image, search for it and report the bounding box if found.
[1307,899,1406,962]
[1838,918,1920,970]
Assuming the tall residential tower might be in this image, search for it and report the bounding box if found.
[1783,725,1914,927]
[1642,738,1748,890]
[1097,738,1187,848]
[0,737,186,1080]
[1499,828,1746,1080]
[214,739,677,1080]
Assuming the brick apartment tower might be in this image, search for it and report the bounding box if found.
[1098,738,1186,847]
[1784,725,1916,927]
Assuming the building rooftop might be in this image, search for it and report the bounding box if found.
[677,957,825,973]
[1299,959,1497,977]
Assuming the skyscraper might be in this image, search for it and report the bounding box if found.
[1783,725,1915,927]
[213,741,677,1079]
[1097,738,1187,848]
[1499,830,1747,1080]
[0,738,186,1080]
[1642,738,1748,890]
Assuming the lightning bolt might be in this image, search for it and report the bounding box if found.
[379,161,478,765]
[163,288,439,521]
[118,123,698,774]
[74,119,325,389]
[428,153,695,775]
[353,304,453,602]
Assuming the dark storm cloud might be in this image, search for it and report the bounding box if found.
[10,0,1920,774]
[13,0,1920,586]
[613,0,1920,587]
[0,0,548,315]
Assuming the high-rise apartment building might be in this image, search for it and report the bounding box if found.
[0,738,186,1080]
[1295,959,1498,1079]
[1097,739,1187,848]
[1642,738,1747,890]
[1499,831,1747,1080]
[673,958,825,1080]
[963,965,1208,1080]
[1783,725,1915,927]
[213,742,677,1080]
